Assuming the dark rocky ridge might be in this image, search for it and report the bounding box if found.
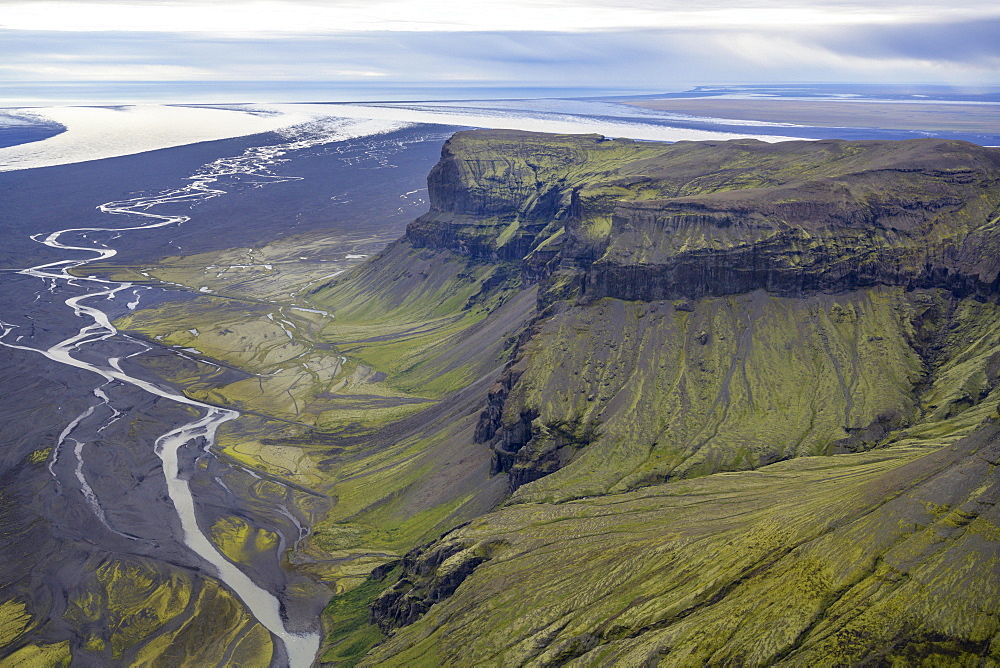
[409,130,1000,301]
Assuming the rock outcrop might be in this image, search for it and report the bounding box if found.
[411,130,1000,301]
[368,538,507,634]
[404,131,1000,496]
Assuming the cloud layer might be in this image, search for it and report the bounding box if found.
[1,0,996,33]
[0,0,996,102]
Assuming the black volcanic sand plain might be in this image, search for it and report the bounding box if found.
[0,124,459,665]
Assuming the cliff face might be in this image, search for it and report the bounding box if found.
[406,131,1000,498]
[312,131,1000,666]
[587,163,1000,301]
[413,130,1000,300]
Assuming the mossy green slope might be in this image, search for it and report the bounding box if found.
[318,565,399,666]
[487,289,1000,504]
[0,554,272,666]
[493,287,924,502]
[363,418,1000,666]
[309,241,522,397]
[299,279,534,590]
[299,131,1000,665]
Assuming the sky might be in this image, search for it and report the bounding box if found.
[1,0,998,104]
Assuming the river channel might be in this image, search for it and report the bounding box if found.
[0,119,452,665]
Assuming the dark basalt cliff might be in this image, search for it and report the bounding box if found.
[410,129,1000,300]
[314,131,1000,666]
[403,130,1000,496]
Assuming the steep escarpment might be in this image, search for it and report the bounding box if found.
[301,130,1000,666]
[399,131,1000,499]
[587,165,1000,301]
[408,131,1000,302]
[309,130,1000,502]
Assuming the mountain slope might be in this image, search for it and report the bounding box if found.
[307,130,1000,665]
[365,423,1000,666]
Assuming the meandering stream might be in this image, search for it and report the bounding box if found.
[0,121,392,666]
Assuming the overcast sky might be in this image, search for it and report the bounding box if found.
[1,0,998,102]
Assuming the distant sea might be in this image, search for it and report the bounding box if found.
[3,82,999,164]
[6,80,999,107]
